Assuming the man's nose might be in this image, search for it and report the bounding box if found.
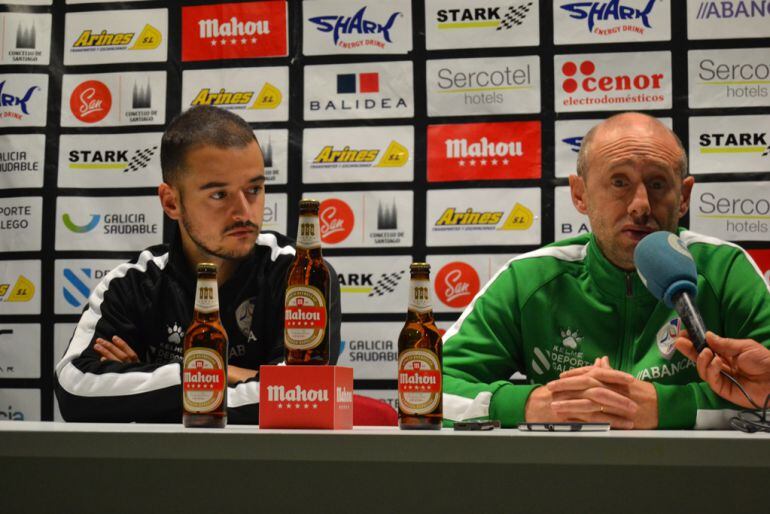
[231,190,250,219]
[628,183,651,219]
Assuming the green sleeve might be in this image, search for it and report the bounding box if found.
[442,266,538,427]
[656,249,770,429]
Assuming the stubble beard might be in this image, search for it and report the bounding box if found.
[181,211,256,261]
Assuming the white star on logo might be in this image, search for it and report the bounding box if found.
[220,39,227,45]
[458,160,465,166]
[286,404,292,409]
[277,403,283,409]
[241,38,247,44]
[480,159,487,166]
[251,37,257,44]
[313,404,318,409]
[502,158,509,165]
[230,38,237,45]
[492,159,498,165]
[211,40,217,46]
[470,159,476,166]
[304,404,309,409]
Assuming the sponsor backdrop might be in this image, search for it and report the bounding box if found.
[0,0,768,421]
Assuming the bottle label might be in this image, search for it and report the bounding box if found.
[194,278,219,314]
[296,215,321,249]
[183,347,225,413]
[408,279,432,313]
[398,348,441,415]
[284,285,327,350]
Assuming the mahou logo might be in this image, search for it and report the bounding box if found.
[555,52,671,112]
[182,1,288,62]
[434,262,480,309]
[69,80,111,123]
[427,121,541,182]
[319,198,355,244]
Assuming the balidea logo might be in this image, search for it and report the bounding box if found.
[337,72,379,94]
[308,6,401,49]
[560,0,657,33]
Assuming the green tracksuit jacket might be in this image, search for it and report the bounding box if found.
[442,229,770,429]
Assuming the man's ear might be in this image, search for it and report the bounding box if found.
[569,174,589,215]
[678,176,695,219]
[158,182,181,221]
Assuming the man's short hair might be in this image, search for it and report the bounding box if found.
[160,105,257,185]
[576,113,689,179]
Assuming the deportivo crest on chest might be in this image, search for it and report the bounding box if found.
[656,317,681,360]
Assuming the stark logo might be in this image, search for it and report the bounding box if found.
[434,262,480,309]
[319,198,354,244]
[70,80,111,123]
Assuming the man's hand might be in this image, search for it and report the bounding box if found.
[94,336,140,363]
[227,365,258,385]
[525,363,639,429]
[558,361,659,429]
[675,331,770,409]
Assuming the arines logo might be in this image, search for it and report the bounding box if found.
[436,3,534,30]
[311,141,408,168]
[0,81,40,120]
[69,80,111,124]
[72,24,162,51]
[435,204,533,230]
[309,6,402,49]
[560,0,657,34]
[319,198,355,244]
[434,262,480,308]
[699,132,770,157]
[0,275,35,303]
[190,84,281,110]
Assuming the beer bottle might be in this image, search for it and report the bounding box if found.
[183,263,228,428]
[285,199,331,365]
[398,262,443,430]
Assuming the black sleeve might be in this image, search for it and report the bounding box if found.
[326,259,342,365]
[54,258,183,423]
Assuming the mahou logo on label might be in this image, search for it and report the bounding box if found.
[434,262,480,309]
[183,347,225,413]
[284,285,327,351]
[319,198,355,244]
[398,348,441,415]
[69,80,112,123]
[554,51,671,112]
[182,1,288,61]
[427,121,541,182]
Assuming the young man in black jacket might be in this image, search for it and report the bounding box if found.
[55,106,342,423]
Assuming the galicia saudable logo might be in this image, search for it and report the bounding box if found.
[63,213,101,233]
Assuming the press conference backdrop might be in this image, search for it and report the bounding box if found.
[0,0,769,421]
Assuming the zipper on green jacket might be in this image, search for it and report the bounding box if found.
[618,272,635,371]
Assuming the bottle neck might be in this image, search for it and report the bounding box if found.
[194,276,220,317]
[296,214,321,250]
[407,277,433,316]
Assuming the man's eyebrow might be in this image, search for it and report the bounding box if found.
[198,175,266,190]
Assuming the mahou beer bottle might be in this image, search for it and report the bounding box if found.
[182,263,228,428]
[285,199,330,365]
[398,262,443,430]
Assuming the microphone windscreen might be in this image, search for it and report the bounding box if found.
[633,231,697,308]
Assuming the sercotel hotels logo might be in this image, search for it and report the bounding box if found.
[308,6,402,49]
[697,56,770,100]
[560,0,657,34]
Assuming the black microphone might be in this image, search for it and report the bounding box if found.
[633,231,708,352]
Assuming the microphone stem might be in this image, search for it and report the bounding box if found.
[673,292,708,353]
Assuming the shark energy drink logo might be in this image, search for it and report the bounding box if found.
[0,74,48,127]
[64,9,167,65]
[303,1,412,55]
[555,0,671,44]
